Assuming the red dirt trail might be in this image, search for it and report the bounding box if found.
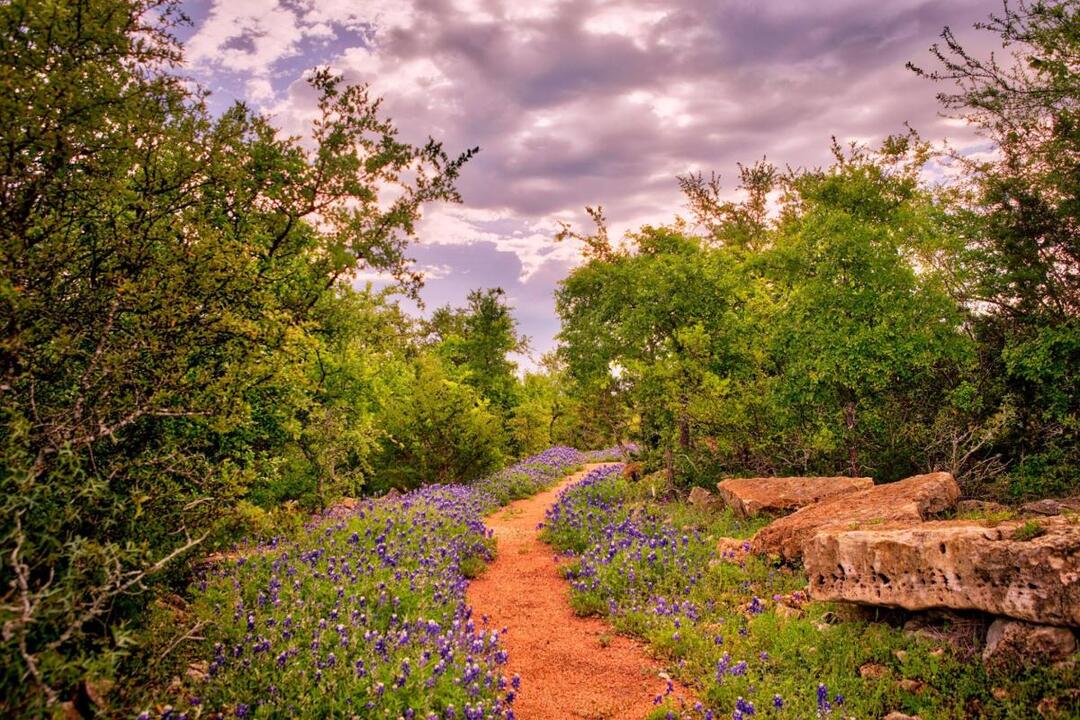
[466,464,696,720]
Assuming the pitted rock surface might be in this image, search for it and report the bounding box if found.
[752,472,960,562]
[716,475,873,518]
[804,516,1080,627]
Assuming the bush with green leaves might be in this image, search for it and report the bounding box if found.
[0,0,473,711]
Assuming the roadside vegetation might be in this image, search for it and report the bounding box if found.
[127,446,627,718]
[1,0,1076,716]
[542,466,1080,720]
[555,1,1079,502]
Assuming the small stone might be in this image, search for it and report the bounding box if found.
[859,662,889,679]
[1037,697,1059,717]
[883,713,922,720]
[688,486,718,508]
[84,677,114,706]
[898,679,927,694]
[1020,497,1080,517]
[991,687,1010,701]
[715,537,750,561]
[775,604,803,619]
[186,661,209,681]
[892,649,908,662]
[982,619,1077,670]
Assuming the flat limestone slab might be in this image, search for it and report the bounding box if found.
[804,516,1080,627]
[752,472,960,562]
[716,476,873,518]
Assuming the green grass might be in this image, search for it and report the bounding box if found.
[541,472,1080,720]
[1012,520,1046,541]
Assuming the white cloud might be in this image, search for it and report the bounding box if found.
[583,5,668,48]
[186,0,302,75]
[180,0,994,358]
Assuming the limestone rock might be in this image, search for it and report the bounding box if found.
[859,662,889,679]
[753,472,960,562]
[775,603,803,619]
[898,679,928,694]
[688,485,719,508]
[716,475,873,518]
[1021,496,1080,517]
[804,516,1080,626]
[982,619,1077,669]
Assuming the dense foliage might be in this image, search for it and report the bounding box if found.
[2,0,1076,715]
[129,446,606,719]
[541,467,1079,720]
[0,1,592,712]
[556,2,1078,498]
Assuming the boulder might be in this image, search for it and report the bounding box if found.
[688,486,719,508]
[982,618,1077,669]
[805,516,1080,627]
[716,475,873,518]
[1021,496,1080,517]
[753,472,959,562]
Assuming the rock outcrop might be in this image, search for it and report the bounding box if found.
[1020,496,1080,517]
[716,475,873,518]
[804,516,1080,627]
[982,618,1077,669]
[752,472,959,562]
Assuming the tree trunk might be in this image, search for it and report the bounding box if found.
[844,399,859,476]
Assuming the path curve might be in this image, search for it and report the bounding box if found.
[466,464,695,719]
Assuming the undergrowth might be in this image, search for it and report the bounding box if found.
[540,466,1080,720]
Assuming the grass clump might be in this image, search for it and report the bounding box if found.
[541,466,1080,720]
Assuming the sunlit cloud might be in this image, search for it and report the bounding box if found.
[179,0,996,365]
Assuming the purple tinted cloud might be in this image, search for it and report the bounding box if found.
[178,0,998,365]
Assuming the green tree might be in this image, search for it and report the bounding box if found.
[911,0,1079,496]
[766,139,972,477]
[374,353,505,490]
[509,355,584,453]
[426,288,528,414]
[0,0,472,709]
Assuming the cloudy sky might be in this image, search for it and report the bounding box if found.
[176,0,998,366]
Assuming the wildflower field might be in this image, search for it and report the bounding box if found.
[137,447,625,719]
[540,466,1080,720]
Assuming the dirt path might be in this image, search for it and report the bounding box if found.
[466,464,695,720]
